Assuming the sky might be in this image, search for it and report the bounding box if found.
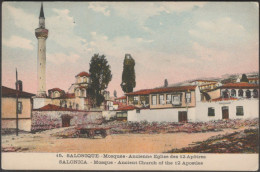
[2,2,259,97]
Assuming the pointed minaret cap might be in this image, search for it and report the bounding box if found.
[39,2,45,18]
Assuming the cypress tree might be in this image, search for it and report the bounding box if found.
[121,54,136,93]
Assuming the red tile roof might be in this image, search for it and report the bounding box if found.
[48,88,64,92]
[76,71,90,77]
[2,86,35,98]
[248,78,259,81]
[34,104,85,111]
[116,105,139,111]
[212,97,238,102]
[221,82,259,89]
[115,96,126,100]
[64,93,75,99]
[126,85,196,96]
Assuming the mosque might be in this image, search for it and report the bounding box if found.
[33,4,109,111]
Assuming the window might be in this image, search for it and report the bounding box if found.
[186,92,191,103]
[222,89,229,98]
[140,96,149,105]
[152,95,157,105]
[253,89,258,98]
[18,102,22,114]
[231,89,236,97]
[166,94,172,104]
[159,94,164,104]
[236,106,244,116]
[238,89,243,97]
[172,94,181,105]
[133,96,139,105]
[208,107,215,116]
[246,90,251,98]
[81,90,85,97]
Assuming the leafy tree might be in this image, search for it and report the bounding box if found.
[164,79,168,87]
[240,74,249,83]
[87,54,112,107]
[113,90,117,98]
[121,54,136,93]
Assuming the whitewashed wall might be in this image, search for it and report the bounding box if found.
[195,99,259,122]
[127,108,196,122]
[33,97,52,109]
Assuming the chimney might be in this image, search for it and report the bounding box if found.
[16,80,23,91]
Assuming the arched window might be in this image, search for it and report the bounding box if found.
[81,89,86,97]
[65,104,67,108]
[246,90,251,98]
[76,104,79,110]
[231,89,236,97]
[253,89,258,98]
[77,89,80,96]
[238,89,243,97]
[83,77,87,83]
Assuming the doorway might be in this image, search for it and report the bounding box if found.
[62,115,72,127]
[222,106,229,119]
[178,111,187,122]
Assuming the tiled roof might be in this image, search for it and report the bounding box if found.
[221,82,259,89]
[116,105,139,111]
[48,88,64,92]
[63,93,75,98]
[115,96,126,100]
[76,71,90,77]
[212,97,238,102]
[34,104,85,111]
[126,85,196,96]
[2,86,35,98]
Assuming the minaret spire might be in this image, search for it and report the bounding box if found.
[39,2,45,18]
[35,2,48,97]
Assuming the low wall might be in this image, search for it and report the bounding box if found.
[195,99,259,122]
[31,110,102,131]
[127,108,196,122]
[1,119,31,132]
[102,111,117,120]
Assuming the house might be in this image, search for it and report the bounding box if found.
[120,82,258,123]
[124,85,200,122]
[248,78,259,85]
[1,86,35,132]
[115,96,127,104]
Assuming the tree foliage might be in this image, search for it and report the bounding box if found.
[164,79,168,87]
[121,54,136,93]
[87,54,112,107]
[241,74,249,83]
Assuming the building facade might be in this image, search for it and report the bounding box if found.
[2,86,35,131]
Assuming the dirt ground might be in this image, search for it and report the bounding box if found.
[1,126,251,153]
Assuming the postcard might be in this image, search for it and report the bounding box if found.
[1,1,259,171]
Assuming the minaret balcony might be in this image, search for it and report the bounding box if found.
[35,28,48,38]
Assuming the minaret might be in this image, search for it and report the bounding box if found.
[35,3,48,97]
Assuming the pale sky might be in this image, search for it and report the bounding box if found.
[2,2,259,96]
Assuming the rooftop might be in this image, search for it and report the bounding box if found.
[76,71,90,77]
[221,82,259,89]
[126,85,197,96]
[212,97,238,102]
[34,104,85,112]
[2,86,35,98]
[48,88,64,92]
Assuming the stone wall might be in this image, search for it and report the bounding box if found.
[31,110,102,131]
